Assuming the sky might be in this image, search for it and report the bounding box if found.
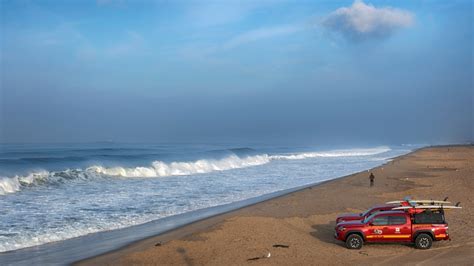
[0,0,472,145]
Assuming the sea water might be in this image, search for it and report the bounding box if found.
[0,143,415,252]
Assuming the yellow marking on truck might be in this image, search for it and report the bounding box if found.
[383,235,411,238]
[366,235,410,239]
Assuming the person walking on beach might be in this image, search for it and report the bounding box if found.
[369,172,375,187]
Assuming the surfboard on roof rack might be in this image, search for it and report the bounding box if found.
[392,205,462,210]
[386,200,451,205]
[386,196,451,205]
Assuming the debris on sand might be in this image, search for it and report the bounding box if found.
[247,252,271,261]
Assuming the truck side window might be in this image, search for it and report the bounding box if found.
[389,216,406,225]
[372,215,388,225]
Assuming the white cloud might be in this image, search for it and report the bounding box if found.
[322,0,414,40]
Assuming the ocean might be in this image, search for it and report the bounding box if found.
[0,143,415,253]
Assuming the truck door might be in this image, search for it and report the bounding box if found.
[367,215,388,242]
[385,215,411,241]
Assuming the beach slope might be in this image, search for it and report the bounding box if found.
[79,146,474,265]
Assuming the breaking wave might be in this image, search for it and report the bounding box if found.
[0,155,271,195]
[0,146,391,195]
[89,154,270,177]
[270,146,391,160]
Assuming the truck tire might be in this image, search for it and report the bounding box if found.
[346,234,363,249]
[415,233,433,249]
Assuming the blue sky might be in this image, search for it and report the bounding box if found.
[0,0,472,144]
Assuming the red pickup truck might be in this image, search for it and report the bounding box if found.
[336,204,398,224]
[335,210,449,249]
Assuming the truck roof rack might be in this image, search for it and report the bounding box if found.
[386,198,451,205]
[392,205,462,211]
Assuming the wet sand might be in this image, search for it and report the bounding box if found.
[78,146,474,265]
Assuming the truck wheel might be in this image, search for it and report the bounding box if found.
[346,234,363,249]
[415,234,433,249]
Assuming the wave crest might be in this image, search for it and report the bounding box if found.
[89,154,270,178]
[271,146,391,160]
[0,154,271,195]
[0,146,391,195]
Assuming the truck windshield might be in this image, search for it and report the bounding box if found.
[360,209,371,217]
[363,212,379,224]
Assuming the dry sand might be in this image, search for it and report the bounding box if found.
[78,146,474,265]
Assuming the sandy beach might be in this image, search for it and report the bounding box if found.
[78,146,474,265]
[3,1,471,265]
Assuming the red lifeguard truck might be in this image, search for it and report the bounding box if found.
[334,202,461,249]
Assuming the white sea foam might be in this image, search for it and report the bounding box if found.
[0,176,21,194]
[88,154,271,177]
[0,155,271,195]
[0,146,391,195]
[270,146,391,160]
[0,171,50,195]
[0,212,163,253]
[0,145,406,254]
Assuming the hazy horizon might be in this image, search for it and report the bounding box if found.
[1,0,472,144]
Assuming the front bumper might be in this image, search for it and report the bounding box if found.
[334,230,345,241]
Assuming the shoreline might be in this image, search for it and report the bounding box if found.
[78,145,474,265]
[0,181,338,265]
[76,149,415,263]
[0,147,413,265]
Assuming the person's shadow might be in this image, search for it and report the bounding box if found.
[310,222,345,247]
